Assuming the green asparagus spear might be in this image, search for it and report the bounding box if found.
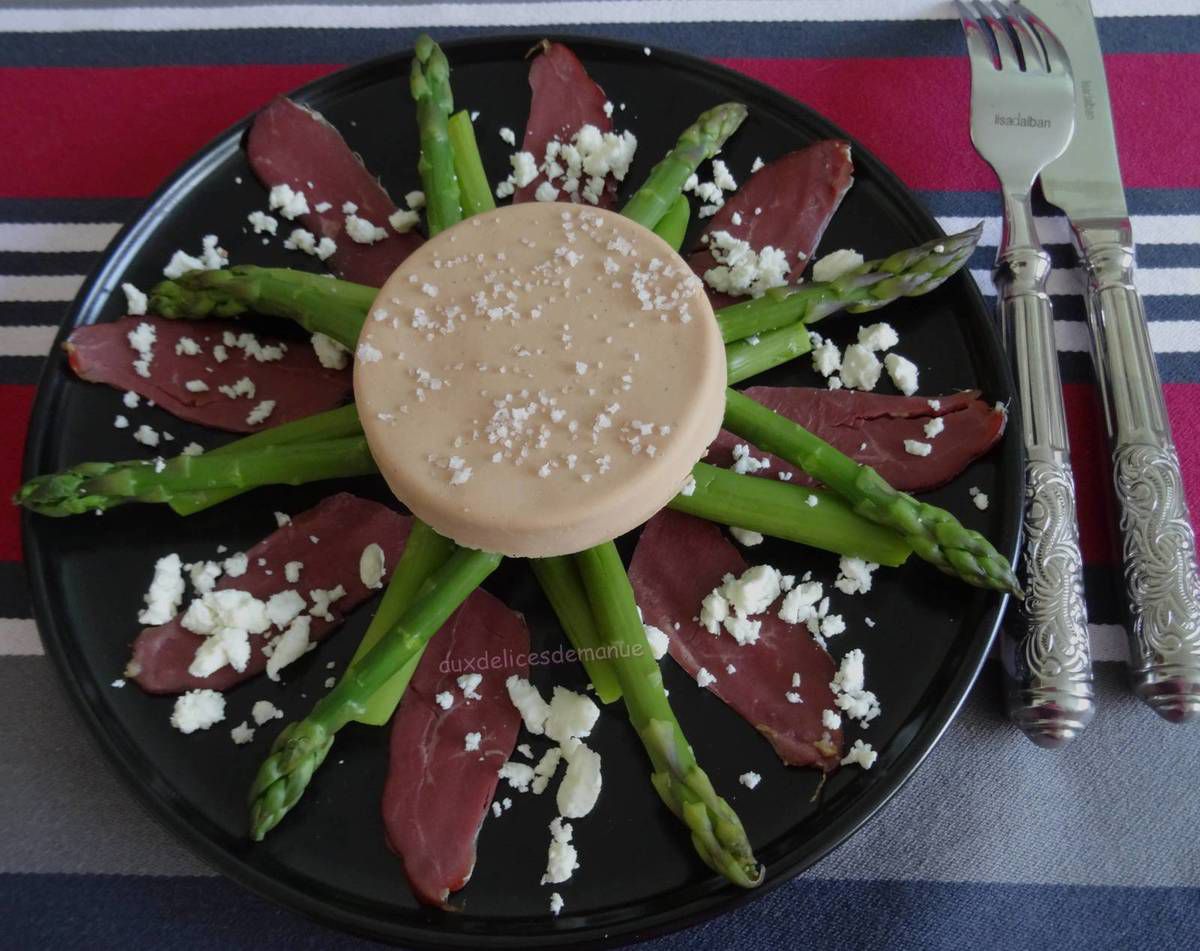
[150,266,375,350]
[249,546,503,839]
[448,109,496,217]
[723,388,1019,595]
[574,541,763,888]
[411,34,461,236]
[714,225,983,344]
[621,103,748,231]
[724,320,813,385]
[651,193,691,252]
[671,462,911,566]
[529,557,622,704]
[170,404,364,515]
[346,519,458,726]
[16,435,374,517]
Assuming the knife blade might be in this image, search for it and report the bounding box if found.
[1029,0,1200,722]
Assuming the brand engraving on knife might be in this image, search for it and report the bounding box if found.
[1080,79,1096,121]
[994,112,1052,128]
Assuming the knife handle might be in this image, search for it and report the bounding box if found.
[1075,221,1200,723]
[996,237,1095,748]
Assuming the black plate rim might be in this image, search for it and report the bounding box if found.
[21,33,1022,950]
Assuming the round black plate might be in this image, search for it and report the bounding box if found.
[22,35,1020,950]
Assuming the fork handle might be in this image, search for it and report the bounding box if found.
[1074,220,1200,723]
[996,238,1095,748]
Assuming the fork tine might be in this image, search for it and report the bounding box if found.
[1013,1,1072,76]
[955,0,999,69]
[972,1,1022,72]
[994,1,1049,72]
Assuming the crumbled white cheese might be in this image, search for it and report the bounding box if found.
[246,399,276,426]
[841,738,878,769]
[181,441,204,457]
[435,691,454,710]
[643,623,669,660]
[857,322,899,353]
[903,439,932,457]
[162,235,227,279]
[703,230,790,298]
[308,584,346,621]
[230,721,255,745]
[811,248,864,282]
[549,893,564,916]
[541,816,579,885]
[247,210,278,235]
[458,672,483,700]
[464,731,482,752]
[267,185,309,220]
[840,343,882,391]
[834,557,879,596]
[729,526,764,547]
[557,740,602,818]
[126,319,157,378]
[532,749,562,793]
[499,126,517,146]
[778,580,824,625]
[506,675,552,735]
[830,648,881,725]
[137,553,185,625]
[170,689,225,734]
[265,590,306,629]
[223,552,249,577]
[696,667,717,688]
[310,331,350,370]
[699,590,730,635]
[499,760,536,792]
[534,180,560,202]
[722,564,783,618]
[404,190,425,209]
[822,709,842,731]
[972,489,990,510]
[359,542,385,589]
[123,391,140,409]
[184,379,209,393]
[544,686,600,745]
[739,771,761,789]
[389,208,421,233]
[265,614,312,681]
[730,443,771,475]
[121,282,148,315]
[924,416,945,439]
[188,560,222,595]
[283,561,303,584]
[344,213,388,245]
[810,333,842,378]
[884,352,919,396]
[356,341,382,363]
[679,473,697,496]
[251,700,283,725]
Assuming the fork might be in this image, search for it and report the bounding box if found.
[957,1,1094,747]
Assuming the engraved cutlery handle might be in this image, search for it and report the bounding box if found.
[997,231,1095,747]
[1075,221,1200,722]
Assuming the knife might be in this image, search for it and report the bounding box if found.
[1031,0,1200,722]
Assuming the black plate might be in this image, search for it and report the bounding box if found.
[22,35,1021,950]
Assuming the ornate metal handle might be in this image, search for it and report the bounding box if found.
[995,217,1095,747]
[1075,220,1200,723]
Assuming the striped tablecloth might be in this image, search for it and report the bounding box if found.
[3,2,1199,948]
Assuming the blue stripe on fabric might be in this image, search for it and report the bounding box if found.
[0,873,1196,951]
[0,198,144,224]
[919,189,1200,217]
[0,16,1193,67]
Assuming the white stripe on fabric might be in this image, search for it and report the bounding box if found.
[0,325,57,356]
[936,215,1200,248]
[0,274,83,302]
[0,222,119,254]
[1055,319,1200,354]
[0,619,42,656]
[2,0,1197,32]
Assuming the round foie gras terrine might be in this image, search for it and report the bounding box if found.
[354,202,727,557]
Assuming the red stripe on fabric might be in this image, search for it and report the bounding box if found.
[719,54,1200,192]
[1,385,35,562]
[0,65,335,198]
[1165,383,1200,535]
